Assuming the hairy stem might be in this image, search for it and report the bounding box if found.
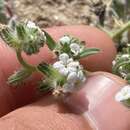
[110,21,130,40]
[16,50,36,72]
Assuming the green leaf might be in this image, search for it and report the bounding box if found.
[112,59,130,74]
[16,24,27,40]
[37,62,63,79]
[8,68,32,86]
[37,62,66,88]
[78,48,100,59]
[38,79,53,92]
[43,30,57,50]
[0,27,20,49]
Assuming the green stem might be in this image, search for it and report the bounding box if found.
[16,50,36,72]
[110,21,130,40]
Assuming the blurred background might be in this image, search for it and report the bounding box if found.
[2,0,110,27]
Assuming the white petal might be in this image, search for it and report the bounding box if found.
[59,36,71,45]
[122,85,130,91]
[59,67,69,76]
[70,43,81,55]
[59,53,69,65]
[27,21,37,29]
[115,86,130,102]
[77,70,86,81]
[67,61,80,68]
[115,92,125,102]
[53,61,64,70]
[122,54,129,58]
[67,72,77,83]
[112,60,116,66]
[124,93,130,100]
[67,67,77,73]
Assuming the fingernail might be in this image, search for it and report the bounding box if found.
[64,75,118,113]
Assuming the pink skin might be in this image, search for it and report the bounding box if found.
[65,72,130,130]
[0,26,126,129]
[0,72,129,130]
[0,25,116,115]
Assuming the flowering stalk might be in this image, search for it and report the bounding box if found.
[110,21,130,40]
[0,21,100,97]
[37,35,100,97]
[0,21,46,85]
[16,49,36,71]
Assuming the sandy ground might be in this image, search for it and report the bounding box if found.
[13,0,108,28]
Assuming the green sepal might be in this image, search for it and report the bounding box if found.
[38,79,54,92]
[43,30,57,50]
[77,48,100,59]
[61,42,71,54]
[0,27,20,49]
[8,68,32,86]
[37,62,66,90]
[16,23,27,40]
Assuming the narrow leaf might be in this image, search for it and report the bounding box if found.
[37,62,53,77]
[0,27,19,49]
[8,68,32,86]
[43,30,57,50]
[38,79,53,92]
[112,60,130,74]
[78,48,100,59]
[37,62,66,86]
[16,24,27,40]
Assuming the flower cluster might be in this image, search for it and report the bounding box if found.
[0,21,46,55]
[58,35,84,57]
[38,34,99,96]
[115,85,130,108]
[112,53,130,82]
[0,20,100,97]
[53,53,86,93]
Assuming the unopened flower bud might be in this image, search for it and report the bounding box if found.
[59,36,71,45]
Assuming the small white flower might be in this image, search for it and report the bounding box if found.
[70,43,81,55]
[67,72,77,83]
[120,72,127,78]
[122,54,129,58]
[59,36,71,45]
[77,70,86,81]
[112,60,116,66]
[67,61,80,69]
[119,66,123,70]
[59,53,69,65]
[27,21,37,29]
[59,67,69,76]
[115,86,130,102]
[53,61,64,70]
[26,21,46,39]
[66,58,73,64]
[42,32,47,41]
[67,67,77,73]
